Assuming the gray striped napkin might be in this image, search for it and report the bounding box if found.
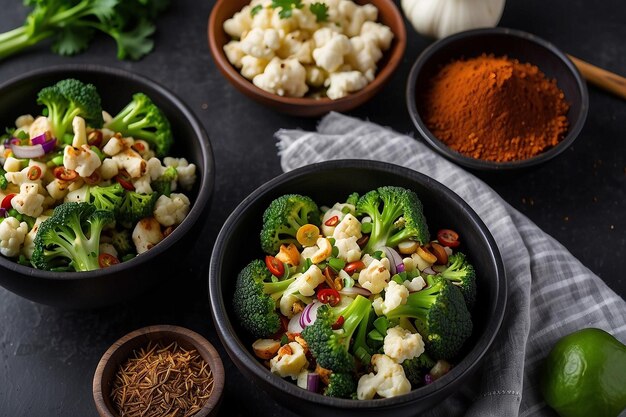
[275,112,626,417]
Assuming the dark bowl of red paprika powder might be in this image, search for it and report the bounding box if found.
[406,27,588,171]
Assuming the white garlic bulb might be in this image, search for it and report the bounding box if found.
[401,0,506,39]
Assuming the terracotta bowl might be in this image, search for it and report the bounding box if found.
[208,0,406,117]
[406,27,588,171]
[208,160,507,416]
[93,325,225,417]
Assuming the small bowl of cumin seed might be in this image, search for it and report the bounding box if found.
[93,325,224,417]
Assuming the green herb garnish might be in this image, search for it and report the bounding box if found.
[271,0,303,19]
[251,4,263,16]
[309,2,329,22]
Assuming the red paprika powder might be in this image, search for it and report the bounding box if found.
[421,54,570,162]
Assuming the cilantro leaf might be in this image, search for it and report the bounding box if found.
[271,0,303,19]
[251,4,263,16]
[309,2,329,22]
[108,18,155,60]
[52,25,95,56]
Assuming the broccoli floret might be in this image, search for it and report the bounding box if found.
[117,191,158,227]
[345,192,359,206]
[0,166,7,190]
[105,93,173,157]
[440,252,476,309]
[37,79,103,140]
[402,353,435,388]
[324,372,357,398]
[89,183,124,212]
[31,202,114,272]
[151,166,178,197]
[260,194,321,255]
[233,259,296,338]
[356,186,429,254]
[109,228,134,256]
[385,275,472,360]
[301,295,372,373]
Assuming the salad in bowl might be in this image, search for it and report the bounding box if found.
[233,186,476,400]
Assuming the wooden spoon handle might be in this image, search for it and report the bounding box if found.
[568,55,626,100]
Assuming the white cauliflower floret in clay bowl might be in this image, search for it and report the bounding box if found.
[208,0,407,116]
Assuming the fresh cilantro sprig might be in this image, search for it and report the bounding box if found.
[271,0,303,19]
[0,0,170,61]
[309,2,329,22]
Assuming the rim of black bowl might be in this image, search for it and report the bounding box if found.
[0,64,215,281]
[406,27,589,171]
[208,159,507,409]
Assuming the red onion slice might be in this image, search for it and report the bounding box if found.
[423,266,437,275]
[10,143,45,159]
[289,312,304,333]
[0,208,6,218]
[300,301,322,328]
[306,373,320,392]
[30,133,48,145]
[383,246,403,275]
[41,138,57,153]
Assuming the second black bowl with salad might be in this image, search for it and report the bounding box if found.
[0,65,215,309]
[208,160,506,416]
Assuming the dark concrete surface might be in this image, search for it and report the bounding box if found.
[0,0,624,416]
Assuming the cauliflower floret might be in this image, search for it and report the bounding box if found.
[312,30,352,72]
[346,36,382,82]
[336,0,373,37]
[253,57,309,98]
[63,145,102,178]
[240,27,281,59]
[305,65,327,88]
[112,148,146,178]
[241,55,269,80]
[383,326,425,364]
[277,31,314,64]
[334,236,361,262]
[293,265,325,296]
[0,217,29,257]
[28,116,53,139]
[21,215,48,259]
[132,217,164,254]
[375,280,408,315]
[332,213,362,240]
[11,183,45,218]
[46,179,70,201]
[270,342,308,380]
[326,71,369,100]
[163,158,196,190]
[223,6,253,39]
[15,114,34,129]
[64,184,90,203]
[72,116,87,147]
[153,193,190,227]
[102,136,124,156]
[357,354,411,399]
[3,156,22,173]
[404,276,426,292]
[132,174,153,194]
[358,257,390,294]
[307,237,332,264]
[99,158,119,180]
[4,161,46,188]
[320,202,355,236]
[224,40,246,68]
[360,21,393,50]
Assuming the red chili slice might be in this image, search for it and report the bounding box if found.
[27,165,42,181]
[1,194,16,210]
[265,255,285,277]
[317,288,341,307]
[343,260,365,274]
[115,170,135,191]
[332,315,345,330]
[98,253,120,268]
[324,215,339,227]
[437,229,461,248]
[53,166,78,181]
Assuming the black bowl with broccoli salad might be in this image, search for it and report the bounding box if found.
[209,160,506,416]
[0,65,214,309]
